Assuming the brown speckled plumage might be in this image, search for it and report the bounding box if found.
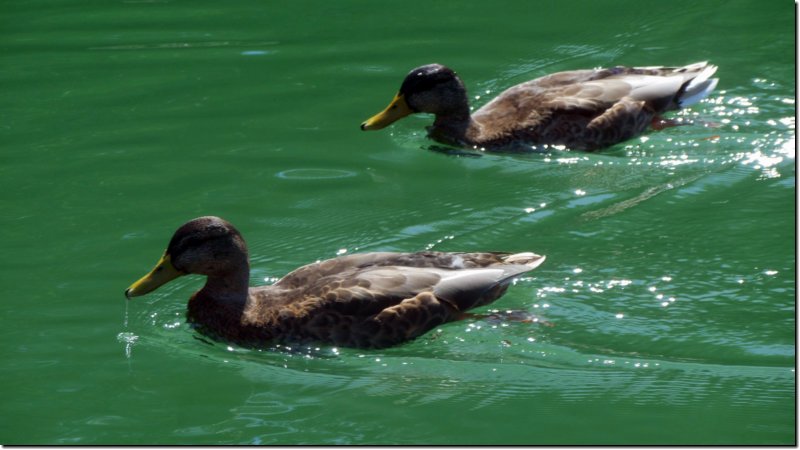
[125,217,546,349]
[361,62,718,152]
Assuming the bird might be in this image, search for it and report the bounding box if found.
[125,216,546,349]
[361,62,718,152]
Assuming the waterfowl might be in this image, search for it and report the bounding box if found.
[125,216,546,349]
[361,62,718,151]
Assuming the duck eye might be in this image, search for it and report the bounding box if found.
[155,265,164,273]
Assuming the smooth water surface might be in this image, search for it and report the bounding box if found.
[1,0,795,445]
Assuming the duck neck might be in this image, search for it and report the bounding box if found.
[201,263,250,305]
[185,252,257,344]
[192,252,252,309]
[430,108,477,147]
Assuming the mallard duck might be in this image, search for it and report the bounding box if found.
[125,216,546,349]
[361,62,718,151]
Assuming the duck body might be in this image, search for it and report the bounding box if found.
[361,62,718,152]
[126,217,546,349]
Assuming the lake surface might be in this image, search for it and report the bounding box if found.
[1,0,795,445]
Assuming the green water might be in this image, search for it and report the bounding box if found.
[2,0,795,445]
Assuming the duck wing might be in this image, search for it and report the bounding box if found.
[474,63,717,150]
[478,62,718,118]
[268,252,545,348]
[542,62,718,112]
[272,252,400,289]
[277,251,544,312]
[342,257,543,313]
[274,251,540,288]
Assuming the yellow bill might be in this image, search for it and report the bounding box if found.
[361,93,414,130]
[125,253,184,298]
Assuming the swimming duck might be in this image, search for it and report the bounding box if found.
[361,62,718,151]
[125,216,546,349]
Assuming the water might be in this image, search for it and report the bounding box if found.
[1,0,794,445]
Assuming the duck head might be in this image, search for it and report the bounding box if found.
[361,64,469,131]
[125,216,248,298]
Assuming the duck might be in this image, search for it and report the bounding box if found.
[125,216,546,349]
[361,62,718,152]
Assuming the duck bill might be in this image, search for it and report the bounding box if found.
[361,93,414,130]
[125,253,184,298]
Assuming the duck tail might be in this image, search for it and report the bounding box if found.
[432,252,546,312]
[676,62,719,108]
[502,252,547,271]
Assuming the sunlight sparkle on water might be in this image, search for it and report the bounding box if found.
[607,279,633,288]
[707,90,795,179]
[425,234,454,250]
[536,286,565,298]
[659,156,698,167]
[163,321,181,329]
